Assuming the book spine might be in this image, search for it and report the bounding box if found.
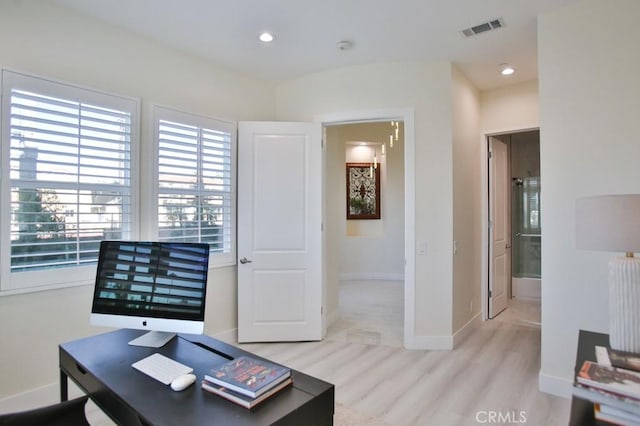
[203,370,291,399]
[201,381,252,408]
[203,374,258,398]
[577,361,640,400]
[573,384,640,416]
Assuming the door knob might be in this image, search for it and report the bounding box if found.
[239,257,252,264]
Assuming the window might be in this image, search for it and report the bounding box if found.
[1,70,139,293]
[153,106,235,266]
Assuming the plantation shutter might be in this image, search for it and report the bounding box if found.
[3,70,136,276]
[155,107,235,264]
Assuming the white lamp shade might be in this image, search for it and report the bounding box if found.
[576,194,640,253]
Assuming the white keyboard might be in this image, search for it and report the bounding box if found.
[132,353,193,385]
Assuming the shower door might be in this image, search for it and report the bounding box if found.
[512,177,541,279]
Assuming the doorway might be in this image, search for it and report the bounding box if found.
[486,129,541,325]
[323,120,405,347]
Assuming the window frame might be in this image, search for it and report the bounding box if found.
[150,104,236,268]
[0,69,140,295]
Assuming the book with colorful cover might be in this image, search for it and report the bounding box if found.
[596,345,640,372]
[204,356,291,398]
[202,376,293,409]
[577,361,640,400]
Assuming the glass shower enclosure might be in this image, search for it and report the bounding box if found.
[512,177,541,280]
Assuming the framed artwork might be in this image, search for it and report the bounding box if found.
[346,162,380,220]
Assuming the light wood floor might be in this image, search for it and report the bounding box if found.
[87,280,570,425]
[239,281,570,426]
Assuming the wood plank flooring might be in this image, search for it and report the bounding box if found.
[86,280,570,425]
[238,281,570,425]
[240,320,569,425]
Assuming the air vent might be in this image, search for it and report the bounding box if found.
[461,18,505,37]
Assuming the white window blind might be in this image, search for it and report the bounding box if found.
[154,106,235,266]
[1,70,139,291]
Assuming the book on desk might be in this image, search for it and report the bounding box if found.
[577,361,640,400]
[202,377,293,409]
[202,355,292,408]
[599,346,640,372]
[574,358,640,424]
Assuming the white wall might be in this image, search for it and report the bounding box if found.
[327,123,405,280]
[481,80,539,133]
[451,67,482,332]
[538,0,640,396]
[0,1,274,400]
[276,61,455,340]
[323,122,405,319]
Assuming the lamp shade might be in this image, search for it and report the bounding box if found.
[576,194,640,253]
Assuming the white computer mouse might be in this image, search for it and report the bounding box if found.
[170,373,197,391]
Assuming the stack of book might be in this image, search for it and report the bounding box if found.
[202,355,292,409]
[573,346,640,425]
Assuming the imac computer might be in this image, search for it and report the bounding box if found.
[90,240,210,348]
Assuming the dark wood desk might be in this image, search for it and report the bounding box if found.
[59,329,334,425]
[569,329,609,426]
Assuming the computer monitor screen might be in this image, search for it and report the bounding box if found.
[90,241,210,347]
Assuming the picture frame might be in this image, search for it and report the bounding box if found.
[346,162,380,220]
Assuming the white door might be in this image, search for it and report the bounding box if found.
[488,136,510,318]
[237,122,322,342]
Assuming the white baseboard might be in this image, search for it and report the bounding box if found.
[0,381,87,415]
[0,384,55,414]
[326,308,340,328]
[404,333,453,350]
[210,328,237,344]
[401,314,481,351]
[453,312,482,347]
[339,273,404,281]
[538,371,572,398]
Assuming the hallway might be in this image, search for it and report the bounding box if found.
[325,280,404,347]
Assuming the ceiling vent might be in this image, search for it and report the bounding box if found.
[461,18,505,37]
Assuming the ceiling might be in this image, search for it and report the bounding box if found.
[53,0,579,91]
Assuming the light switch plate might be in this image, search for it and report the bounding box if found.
[417,242,427,255]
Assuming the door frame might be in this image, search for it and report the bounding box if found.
[481,127,539,320]
[314,108,415,348]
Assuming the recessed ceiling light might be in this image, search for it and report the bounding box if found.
[500,63,516,76]
[259,32,275,43]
